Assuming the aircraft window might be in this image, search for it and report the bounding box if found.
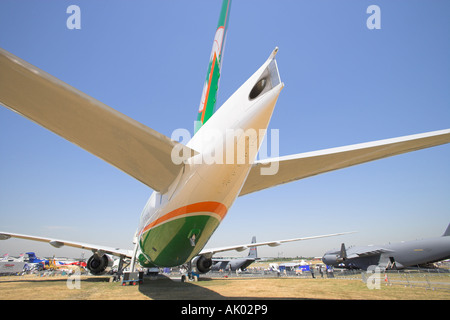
[249,78,267,100]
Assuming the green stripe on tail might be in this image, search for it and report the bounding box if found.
[195,0,232,134]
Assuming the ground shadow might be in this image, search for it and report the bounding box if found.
[137,275,310,300]
[138,275,226,300]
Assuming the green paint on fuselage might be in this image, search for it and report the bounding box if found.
[138,215,220,267]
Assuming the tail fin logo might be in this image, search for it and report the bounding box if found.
[198,26,224,114]
[195,0,231,133]
[211,26,225,67]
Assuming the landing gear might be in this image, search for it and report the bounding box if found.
[118,241,145,286]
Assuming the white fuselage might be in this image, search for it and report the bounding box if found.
[136,54,283,267]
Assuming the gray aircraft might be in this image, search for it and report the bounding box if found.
[322,224,450,270]
[210,237,258,272]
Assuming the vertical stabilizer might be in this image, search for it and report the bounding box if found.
[248,236,257,258]
[443,223,450,237]
[337,243,347,262]
[26,252,38,262]
[195,0,232,134]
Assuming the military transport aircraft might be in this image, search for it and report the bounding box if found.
[0,0,449,281]
[211,236,259,272]
[322,223,450,270]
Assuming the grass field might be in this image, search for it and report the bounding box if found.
[0,274,449,300]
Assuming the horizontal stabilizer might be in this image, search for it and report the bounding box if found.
[240,129,450,196]
[443,223,450,237]
[0,48,197,192]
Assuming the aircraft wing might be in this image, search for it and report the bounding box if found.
[240,129,450,196]
[0,48,197,193]
[0,231,133,258]
[346,246,393,259]
[199,231,355,258]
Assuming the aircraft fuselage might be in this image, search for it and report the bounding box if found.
[137,56,283,267]
[323,235,450,270]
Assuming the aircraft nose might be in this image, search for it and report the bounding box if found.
[322,254,336,265]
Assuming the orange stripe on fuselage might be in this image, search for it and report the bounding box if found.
[141,201,227,234]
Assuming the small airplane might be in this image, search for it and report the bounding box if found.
[24,252,86,270]
[0,0,449,281]
[65,260,87,268]
[46,257,85,271]
[211,236,259,272]
[25,252,49,265]
[0,253,25,262]
[322,223,450,270]
[22,252,49,270]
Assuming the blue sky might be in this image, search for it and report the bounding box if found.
[0,0,449,259]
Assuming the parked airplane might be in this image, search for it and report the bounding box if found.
[65,260,87,268]
[0,0,449,281]
[211,236,259,272]
[21,252,49,271]
[24,252,86,270]
[25,252,48,265]
[46,258,85,272]
[322,223,450,270]
[1,253,24,262]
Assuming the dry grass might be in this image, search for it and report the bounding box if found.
[0,274,449,300]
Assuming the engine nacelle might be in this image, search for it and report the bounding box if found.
[192,255,213,274]
[87,253,114,275]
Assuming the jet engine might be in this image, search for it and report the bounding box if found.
[192,255,213,274]
[87,253,114,275]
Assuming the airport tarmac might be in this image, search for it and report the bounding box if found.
[0,274,448,300]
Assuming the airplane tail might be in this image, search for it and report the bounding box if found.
[25,252,39,263]
[195,0,232,134]
[336,243,347,263]
[248,236,257,259]
[26,252,37,259]
[443,223,450,237]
